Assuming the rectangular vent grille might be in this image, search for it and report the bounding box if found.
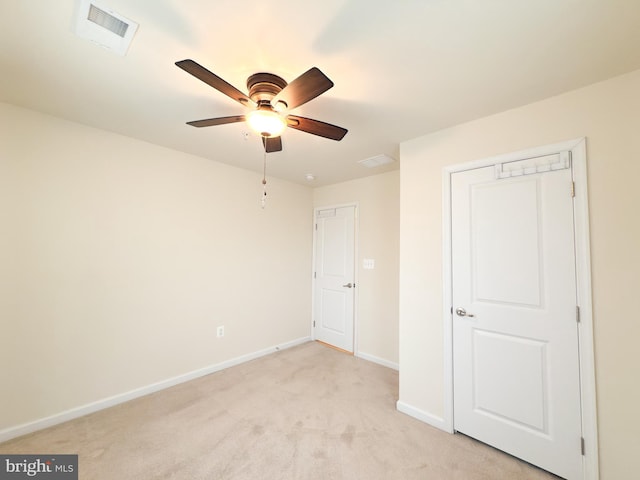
[358,154,395,168]
[88,4,129,37]
[72,0,139,55]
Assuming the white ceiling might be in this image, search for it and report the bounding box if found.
[2,0,639,186]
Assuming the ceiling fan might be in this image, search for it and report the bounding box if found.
[175,59,348,153]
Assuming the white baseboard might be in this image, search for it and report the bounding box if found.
[396,400,452,433]
[0,336,311,444]
[356,351,399,371]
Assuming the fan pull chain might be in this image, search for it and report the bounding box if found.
[261,149,267,209]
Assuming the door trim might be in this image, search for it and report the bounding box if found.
[311,203,359,354]
[441,138,598,479]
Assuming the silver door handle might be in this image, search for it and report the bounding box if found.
[342,283,354,288]
[455,307,475,318]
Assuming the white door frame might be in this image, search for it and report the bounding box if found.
[441,138,599,479]
[311,203,359,353]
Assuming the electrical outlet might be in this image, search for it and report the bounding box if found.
[216,326,224,338]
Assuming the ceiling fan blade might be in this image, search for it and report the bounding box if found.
[186,115,246,128]
[286,115,348,141]
[176,59,256,108]
[272,67,334,111]
[262,136,283,153]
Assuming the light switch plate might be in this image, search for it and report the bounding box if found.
[363,259,375,269]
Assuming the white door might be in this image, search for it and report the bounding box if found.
[313,206,356,352]
[451,158,583,479]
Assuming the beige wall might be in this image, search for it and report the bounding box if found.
[398,69,640,479]
[0,103,313,432]
[313,171,400,366]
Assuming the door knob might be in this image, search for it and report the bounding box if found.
[455,307,475,318]
[342,283,354,288]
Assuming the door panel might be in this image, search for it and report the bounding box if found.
[319,289,347,334]
[473,329,548,433]
[313,206,355,352]
[472,179,542,306]
[452,165,582,479]
[322,215,349,276]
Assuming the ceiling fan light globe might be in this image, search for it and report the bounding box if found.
[247,110,286,138]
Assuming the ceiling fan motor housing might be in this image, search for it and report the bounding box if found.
[247,73,288,107]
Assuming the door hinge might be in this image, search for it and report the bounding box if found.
[313,320,316,327]
[314,271,316,279]
[581,437,585,455]
[315,223,318,231]
[571,181,576,197]
[576,305,581,323]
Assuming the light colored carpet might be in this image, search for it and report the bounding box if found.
[1,341,559,479]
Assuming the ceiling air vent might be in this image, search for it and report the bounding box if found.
[87,4,129,37]
[72,0,138,56]
[358,154,395,168]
